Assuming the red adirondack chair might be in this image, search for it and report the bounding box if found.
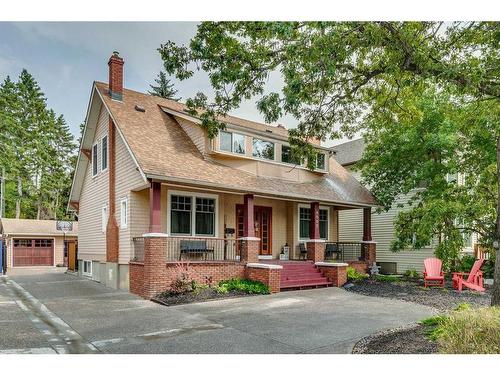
[423,258,445,287]
[452,258,485,292]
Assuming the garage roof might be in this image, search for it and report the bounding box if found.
[0,219,78,237]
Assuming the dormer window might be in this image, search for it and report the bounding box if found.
[316,153,326,170]
[220,131,245,155]
[252,138,274,160]
[281,145,302,165]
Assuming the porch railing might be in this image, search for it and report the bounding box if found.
[132,236,240,262]
[324,242,363,262]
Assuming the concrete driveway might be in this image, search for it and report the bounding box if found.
[0,268,435,354]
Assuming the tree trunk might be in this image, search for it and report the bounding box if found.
[15,176,22,219]
[492,136,500,306]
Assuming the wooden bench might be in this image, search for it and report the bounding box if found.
[179,240,215,261]
[325,243,343,260]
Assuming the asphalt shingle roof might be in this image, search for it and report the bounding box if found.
[0,218,78,236]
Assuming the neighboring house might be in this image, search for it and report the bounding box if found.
[68,52,377,298]
[0,218,78,270]
[333,138,477,274]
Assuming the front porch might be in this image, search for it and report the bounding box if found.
[128,181,376,299]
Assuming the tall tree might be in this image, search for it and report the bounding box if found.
[148,71,180,100]
[158,21,500,304]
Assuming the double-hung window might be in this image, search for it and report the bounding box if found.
[101,205,108,233]
[101,135,108,171]
[92,143,98,176]
[299,206,329,240]
[120,198,128,229]
[170,194,217,236]
[220,131,245,154]
[252,138,274,160]
[316,153,326,170]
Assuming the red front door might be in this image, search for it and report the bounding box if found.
[236,205,272,255]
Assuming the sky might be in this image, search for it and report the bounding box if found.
[0,22,327,143]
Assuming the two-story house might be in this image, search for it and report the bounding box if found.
[68,52,377,299]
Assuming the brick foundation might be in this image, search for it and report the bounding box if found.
[307,241,325,263]
[316,262,348,287]
[129,262,145,297]
[165,262,245,287]
[245,264,282,293]
[348,261,369,274]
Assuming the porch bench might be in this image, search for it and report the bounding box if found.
[179,240,215,261]
[325,243,343,260]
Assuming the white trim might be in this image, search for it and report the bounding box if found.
[101,134,108,173]
[246,263,283,270]
[101,204,108,233]
[258,255,273,260]
[167,189,219,237]
[142,233,170,238]
[91,142,99,177]
[306,239,326,243]
[119,197,128,230]
[218,130,246,156]
[237,237,261,241]
[361,240,377,244]
[297,204,330,241]
[315,262,349,267]
[82,260,92,277]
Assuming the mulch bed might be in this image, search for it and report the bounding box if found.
[347,278,492,354]
[345,278,491,312]
[353,323,438,354]
[153,288,252,306]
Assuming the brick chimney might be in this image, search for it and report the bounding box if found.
[108,51,124,101]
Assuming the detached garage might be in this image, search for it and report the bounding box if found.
[0,218,78,270]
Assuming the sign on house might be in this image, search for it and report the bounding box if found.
[56,221,73,233]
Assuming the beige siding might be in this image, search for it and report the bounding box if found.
[338,168,434,273]
[175,117,208,155]
[78,104,108,262]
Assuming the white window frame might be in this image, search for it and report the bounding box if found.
[92,142,99,177]
[219,131,246,155]
[297,203,330,241]
[316,152,327,171]
[119,197,128,229]
[82,260,92,277]
[101,204,108,233]
[167,190,219,237]
[101,134,108,172]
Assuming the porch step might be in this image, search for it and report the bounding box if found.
[279,262,332,290]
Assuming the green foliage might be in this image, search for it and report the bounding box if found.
[437,307,500,353]
[217,278,269,294]
[347,266,369,282]
[421,303,472,341]
[403,269,420,278]
[0,70,77,220]
[374,274,400,282]
[458,255,477,273]
[148,71,180,100]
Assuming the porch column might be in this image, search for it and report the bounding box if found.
[307,201,325,262]
[243,194,255,237]
[362,207,372,241]
[149,180,162,233]
[362,207,376,265]
[240,194,259,263]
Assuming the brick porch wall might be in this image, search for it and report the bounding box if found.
[165,262,246,287]
[348,261,369,274]
[129,262,145,297]
[307,241,325,263]
[316,262,348,287]
[245,265,281,293]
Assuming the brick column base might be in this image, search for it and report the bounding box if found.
[316,262,348,287]
[362,242,376,265]
[245,263,282,293]
[239,238,260,263]
[143,234,168,299]
[307,240,325,263]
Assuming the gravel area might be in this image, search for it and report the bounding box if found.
[345,278,491,312]
[353,323,438,354]
[153,288,253,306]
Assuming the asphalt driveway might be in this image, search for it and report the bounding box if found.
[0,268,435,354]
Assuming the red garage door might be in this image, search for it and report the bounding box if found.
[13,239,54,267]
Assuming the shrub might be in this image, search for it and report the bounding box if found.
[437,307,500,354]
[457,254,476,273]
[403,269,420,278]
[347,266,369,282]
[169,262,197,294]
[217,278,269,294]
[374,274,400,282]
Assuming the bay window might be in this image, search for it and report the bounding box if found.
[220,131,245,154]
[252,138,274,160]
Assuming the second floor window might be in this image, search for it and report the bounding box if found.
[281,145,302,165]
[316,153,326,170]
[252,138,274,160]
[220,131,245,154]
[92,143,98,176]
[101,135,108,171]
